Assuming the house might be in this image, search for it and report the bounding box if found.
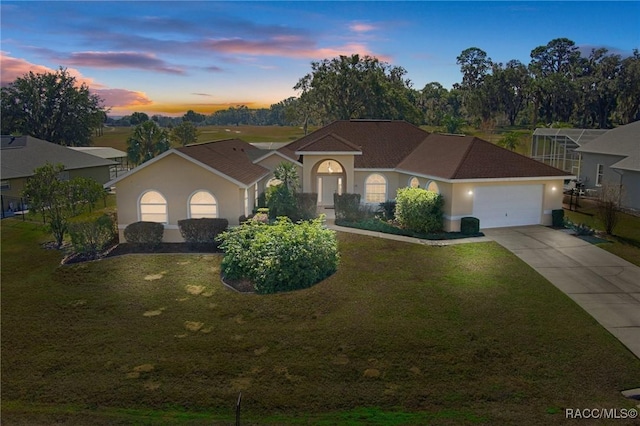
[1,135,116,213]
[107,120,570,242]
[574,121,640,210]
[69,146,129,179]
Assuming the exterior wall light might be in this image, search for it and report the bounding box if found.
[551,186,557,191]
[468,190,473,196]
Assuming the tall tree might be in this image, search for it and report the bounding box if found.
[455,47,496,124]
[183,110,206,124]
[616,49,640,123]
[493,60,531,126]
[126,121,170,166]
[129,112,150,125]
[1,68,106,146]
[294,54,420,123]
[170,121,199,146]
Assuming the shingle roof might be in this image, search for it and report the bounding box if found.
[1,135,116,180]
[175,139,270,185]
[296,133,362,154]
[280,120,428,168]
[280,120,570,180]
[69,146,127,160]
[575,121,640,172]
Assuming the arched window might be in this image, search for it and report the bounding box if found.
[317,160,343,174]
[189,190,218,218]
[426,180,440,194]
[365,173,387,203]
[409,176,420,188]
[140,190,167,223]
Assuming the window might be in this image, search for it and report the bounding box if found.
[409,177,420,188]
[0,180,10,191]
[140,190,167,223]
[189,190,217,218]
[596,164,604,186]
[426,180,440,194]
[365,173,387,203]
[317,160,343,174]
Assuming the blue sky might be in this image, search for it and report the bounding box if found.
[1,1,638,116]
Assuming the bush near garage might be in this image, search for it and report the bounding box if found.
[123,221,164,249]
[217,217,339,294]
[395,187,444,234]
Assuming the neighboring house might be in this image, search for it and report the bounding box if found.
[1,135,116,213]
[574,121,640,210]
[69,146,129,179]
[107,120,570,242]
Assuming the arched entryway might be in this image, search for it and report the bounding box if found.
[313,159,346,206]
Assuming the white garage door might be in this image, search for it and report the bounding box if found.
[472,185,543,229]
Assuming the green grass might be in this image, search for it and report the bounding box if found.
[564,198,640,266]
[2,218,640,424]
[93,125,310,151]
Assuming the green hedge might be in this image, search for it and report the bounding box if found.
[178,218,228,248]
[217,217,339,294]
[295,192,318,221]
[395,187,444,233]
[123,221,164,249]
[334,193,372,222]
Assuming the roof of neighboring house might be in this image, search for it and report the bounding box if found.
[1,135,116,180]
[280,120,570,180]
[69,146,127,160]
[105,139,271,188]
[575,121,640,172]
[532,127,608,147]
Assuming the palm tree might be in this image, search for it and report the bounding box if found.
[127,121,170,166]
[274,162,299,191]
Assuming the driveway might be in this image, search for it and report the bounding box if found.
[484,226,640,360]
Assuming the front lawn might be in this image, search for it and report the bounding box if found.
[2,219,639,424]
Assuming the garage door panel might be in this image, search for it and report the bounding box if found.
[472,185,543,228]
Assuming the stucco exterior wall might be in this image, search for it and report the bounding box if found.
[255,154,302,194]
[114,153,246,242]
[302,155,355,193]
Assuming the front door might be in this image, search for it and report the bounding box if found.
[318,176,340,206]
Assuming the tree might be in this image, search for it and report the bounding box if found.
[266,162,299,219]
[442,114,464,134]
[294,54,421,123]
[616,49,640,123]
[493,60,531,126]
[129,112,150,125]
[1,68,106,146]
[498,131,522,151]
[126,121,171,166]
[596,182,624,235]
[183,110,206,124]
[170,121,199,146]
[22,163,105,247]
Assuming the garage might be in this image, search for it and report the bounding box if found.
[472,185,544,228]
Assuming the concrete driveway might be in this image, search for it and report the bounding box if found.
[484,226,640,359]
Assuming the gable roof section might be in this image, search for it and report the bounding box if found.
[1,135,116,180]
[69,146,127,160]
[295,133,362,154]
[398,134,570,179]
[106,139,271,188]
[280,120,429,168]
[575,121,640,172]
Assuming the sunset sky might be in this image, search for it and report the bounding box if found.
[1,1,638,117]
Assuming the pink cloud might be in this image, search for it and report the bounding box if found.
[0,51,102,87]
[93,88,153,108]
[349,22,377,33]
[65,51,185,75]
[203,38,389,61]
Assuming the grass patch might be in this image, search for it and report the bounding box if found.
[2,218,639,424]
[564,198,640,266]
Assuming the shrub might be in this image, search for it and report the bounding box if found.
[334,193,372,222]
[395,187,444,233]
[295,192,318,221]
[217,217,339,294]
[551,209,564,228]
[123,221,164,248]
[266,184,297,219]
[178,218,228,249]
[377,200,396,221]
[69,214,116,258]
[460,217,480,235]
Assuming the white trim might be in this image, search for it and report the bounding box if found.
[104,149,270,189]
[296,151,362,156]
[252,150,303,166]
[188,189,218,219]
[392,167,574,184]
[543,210,552,215]
[354,168,397,173]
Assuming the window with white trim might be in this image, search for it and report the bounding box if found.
[189,190,218,218]
[365,173,387,203]
[409,177,420,188]
[595,164,604,186]
[426,180,440,194]
[140,190,168,223]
